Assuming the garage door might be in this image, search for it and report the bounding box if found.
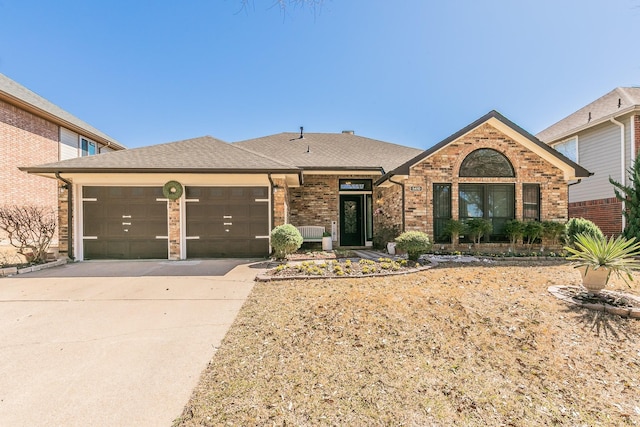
[186,187,269,258]
[83,187,168,259]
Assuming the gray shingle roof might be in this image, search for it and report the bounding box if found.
[21,136,301,173]
[0,72,124,149]
[536,87,640,143]
[234,132,423,173]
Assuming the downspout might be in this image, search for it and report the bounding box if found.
[388,177,405,231]
[610,117,626,231]
[54,172,74,260]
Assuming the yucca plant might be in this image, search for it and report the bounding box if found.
[564,233,640,289]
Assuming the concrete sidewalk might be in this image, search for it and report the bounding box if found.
[0,261,264,426]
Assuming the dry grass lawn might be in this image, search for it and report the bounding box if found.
[175,261,640,426]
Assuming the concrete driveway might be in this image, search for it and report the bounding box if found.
[0,259,267,426]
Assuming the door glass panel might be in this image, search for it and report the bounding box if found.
[344,201,357,233]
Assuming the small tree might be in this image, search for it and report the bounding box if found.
[541,221,565,246]
[0,205,57,263]
[443,219,465,247]
[395,231,431,261]
[610,155,640,240]
[504,219,524,249]
[465,218,493,244]
[270,224,303,259]
[523,221,544,247]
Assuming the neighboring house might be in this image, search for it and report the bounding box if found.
[22,111,589,260]
[537,87,640,235]
[0,72,125,245]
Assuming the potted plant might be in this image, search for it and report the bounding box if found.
[322,231,333,251]
[564,233,640,293]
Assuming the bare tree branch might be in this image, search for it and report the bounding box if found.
[0,205,57,263]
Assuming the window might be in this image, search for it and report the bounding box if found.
[81,138,97,156]
[459,184,514,242]
[459,149,515,177]
[433,184,451,243]
[553,137,577,162]
[523,184,540,221]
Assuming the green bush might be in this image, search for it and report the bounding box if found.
[395,231,431,261]
[542,221,565,246]
[504,219,524,246]
[270,224,303,259]
[523,221,544,245]
[565,218,604,248]
[465,218,493,244]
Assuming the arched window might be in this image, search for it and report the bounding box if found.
[459,149,514,177]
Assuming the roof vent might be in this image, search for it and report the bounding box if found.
[618,98,622,108]
[299,126,304,139]
[342,130,355,135]
[588,112,592,122]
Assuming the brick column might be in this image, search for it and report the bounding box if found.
[57,184,70,257]
[272,179,288,227]
[168,199,181,259]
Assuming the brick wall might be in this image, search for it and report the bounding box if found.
[272,178,288,227]
[168,199,180,259]
[568,197,622,236]
[401,123,568,239]
[0,99,59,244]
[635,115,640,158]
[289,174,379,240]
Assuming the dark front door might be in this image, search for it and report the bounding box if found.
[340,195,364,246]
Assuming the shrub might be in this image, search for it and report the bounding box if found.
[443,219,466,245]
[504,219,524,247]
[523,221,544,246]
[394,231,431,261]
[465,218,493,244]
[0,205,57,263]
[541,221,565,246]
[565,218,604,248]
[270,224,303,259]
[373,224,400,249]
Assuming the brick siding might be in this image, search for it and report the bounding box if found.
[635,115,640,159]
[400,123,569,239]
[568,197,622,236]
[0,99,59,244]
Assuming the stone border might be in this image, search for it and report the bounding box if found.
[0,258,68,277]
[548,285,640,319]
[256,265,432,282]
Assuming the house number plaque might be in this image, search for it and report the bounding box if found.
[409,186,423,192]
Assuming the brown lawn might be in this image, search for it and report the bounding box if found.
[175,261,640,427]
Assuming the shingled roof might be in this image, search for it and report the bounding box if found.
[0,72,124,149]
[536,87,640,143]
[234,132,423,173]
[21,136,301,175]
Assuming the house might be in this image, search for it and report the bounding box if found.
[22,111,589,260]
[537,87,640,235]
[0,72,125,245]
[375,111,590,243]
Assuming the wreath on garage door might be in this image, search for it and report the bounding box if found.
[162,180,183,200]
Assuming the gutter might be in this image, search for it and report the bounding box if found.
[610,117,626,231]
[54,172,74,260]
[388,177,405,231]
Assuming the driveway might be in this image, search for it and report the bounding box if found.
[0,259,266,426]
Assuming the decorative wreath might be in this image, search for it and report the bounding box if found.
[162,180,183,200]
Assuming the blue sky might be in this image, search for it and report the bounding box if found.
[1,0,639,149]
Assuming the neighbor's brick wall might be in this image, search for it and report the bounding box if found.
[569,197,622,236]
[402,123,568,239]
[635,115,640,158]
[289,174,379,239]
[0,99,59,244]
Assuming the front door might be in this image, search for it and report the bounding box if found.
[340,195,364,246]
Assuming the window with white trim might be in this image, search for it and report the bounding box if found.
[553,137,577,162]
[81,137,97,156]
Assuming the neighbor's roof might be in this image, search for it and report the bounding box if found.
[536,87,640,143]
[0,72,124,150]
[234,132,423,173]
[21,136,301,175]
[377,110,591,185]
